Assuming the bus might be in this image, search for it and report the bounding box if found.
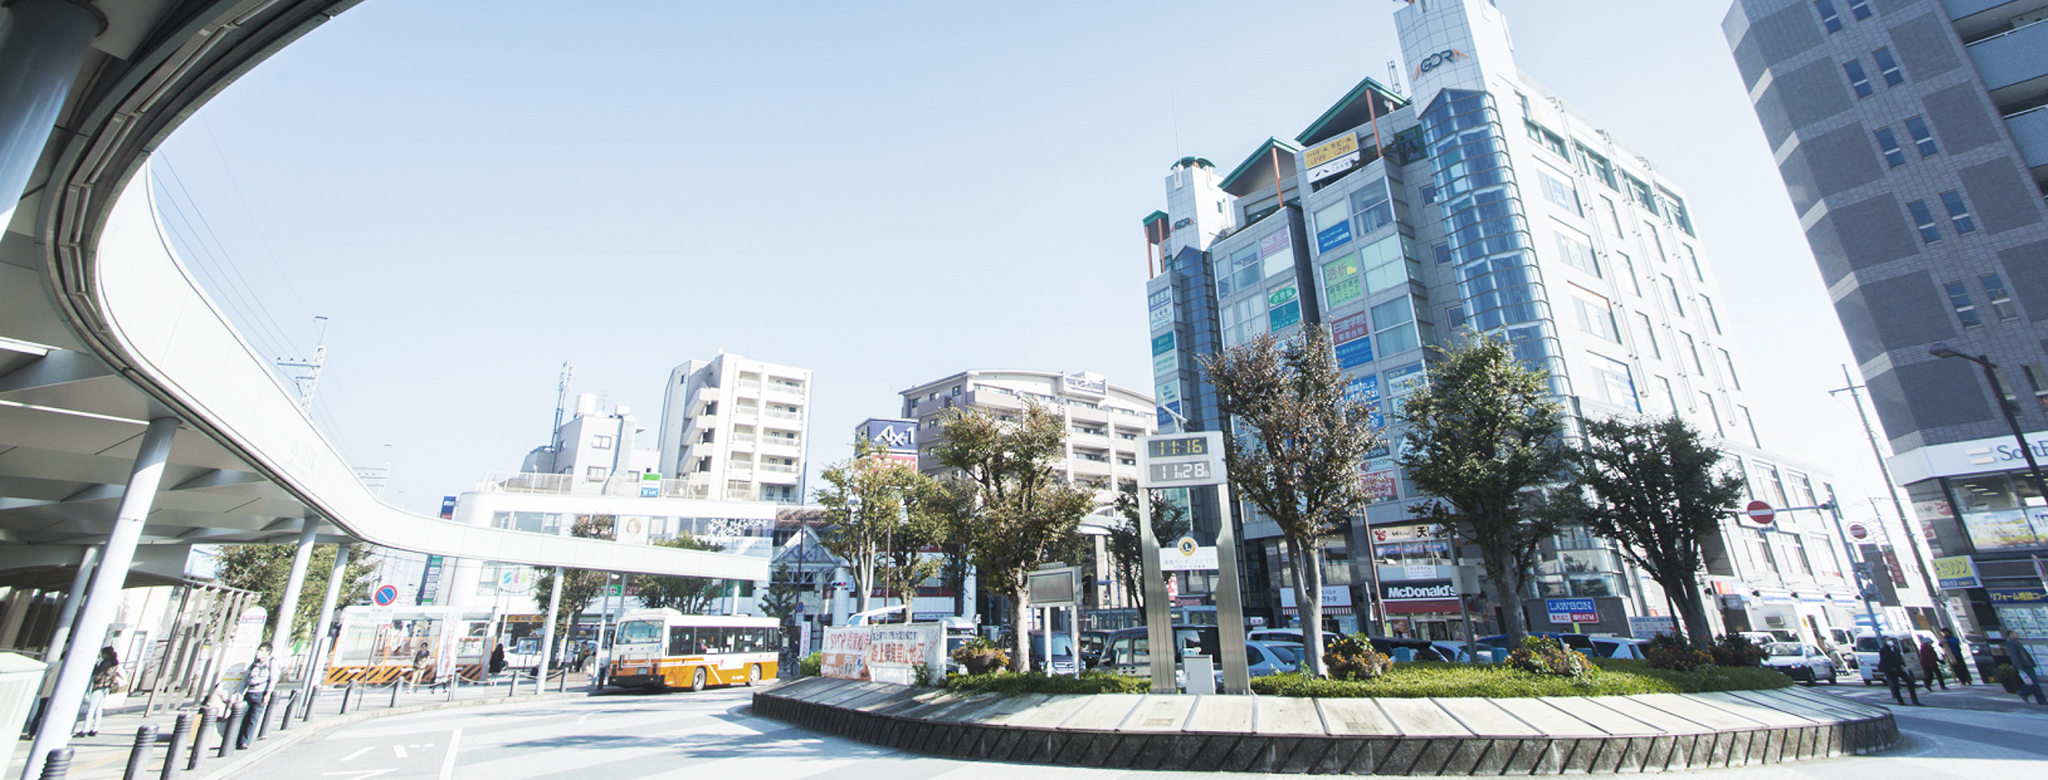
[608,609,781,691]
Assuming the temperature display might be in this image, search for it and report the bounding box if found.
[1148,461,1213,484]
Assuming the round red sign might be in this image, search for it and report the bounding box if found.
[1745,500,1776,526]
[1847,522,1869,540]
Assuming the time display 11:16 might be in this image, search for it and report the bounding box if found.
[1147,437,1210,458]
[1148,461,1212,483]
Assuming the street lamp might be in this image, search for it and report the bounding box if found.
[1927,343,2048,502]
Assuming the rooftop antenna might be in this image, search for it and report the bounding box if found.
[1387,60,1404,95]
[550,361,574,456]
[276,315,328,414]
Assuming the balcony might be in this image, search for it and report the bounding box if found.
[1967,18,2048,94]
[759,435,802,452]
[2008,105,2048,170]
[764,409,803,422]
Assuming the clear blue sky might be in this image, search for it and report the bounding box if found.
[148,0,1901,525]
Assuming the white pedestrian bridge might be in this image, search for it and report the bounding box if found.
[0,1,762,773]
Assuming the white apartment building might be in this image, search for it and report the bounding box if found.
[898,370,1155,496]
[657,354,812,505]
[514,393,660,494]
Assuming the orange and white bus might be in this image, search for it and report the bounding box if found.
[607,609,781,691]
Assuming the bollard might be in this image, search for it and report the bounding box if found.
[339,682,353,715]
[122,724,158,780]
[162,713,192,780]
[220,701,245,757]
[40,746,74,780]
[188,708,213,772]
[277,690,297,732]
[255,692,274,741]
[389,680,400,708]
[301,687,318,722]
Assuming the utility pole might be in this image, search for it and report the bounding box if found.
[1829,365,1956,633]
[276,316,328,414]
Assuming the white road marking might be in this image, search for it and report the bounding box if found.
[320,771,394,780]
[576,713,593,724]
[339,746,373,762]
[439,728,462,780]
[393,744,407,758]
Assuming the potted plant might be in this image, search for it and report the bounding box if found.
[951,636,1008,675]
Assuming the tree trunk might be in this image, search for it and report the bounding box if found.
[1011,584,1031,673]
[1483,548,1526,644]
[856,551,873,615]
[1286,535,1327,677]
[1674,577,1714,649]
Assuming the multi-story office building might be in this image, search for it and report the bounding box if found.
[1722,0,2048,642]
[515,393,660,493]
[656,354,812,505]
[1144,0,1872,641]
[899,370,1155,495]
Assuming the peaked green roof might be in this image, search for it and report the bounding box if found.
[1296,77,1413,147]
[1219,137,1304,195]
[1141,210,1169,226]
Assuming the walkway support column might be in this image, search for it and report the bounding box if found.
[0,0,103,227]
[301,543,350,711]
[268,518,319,674]
[536,567,562,689]
[35,546,98,704]
[23,417,177,780]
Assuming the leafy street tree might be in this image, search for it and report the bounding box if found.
[631,533,728,613]
[758,564,801,619]
[816,437,942,615]
[211,543,379,645]
[1107,480,1190,613]
[533,515,618,639]
[1397,333,1573,644]
[931,401,1095,672]
[1200,325,1382,677]
[1572,415,1745,647]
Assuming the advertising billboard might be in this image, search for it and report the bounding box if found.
[857,418,918,453]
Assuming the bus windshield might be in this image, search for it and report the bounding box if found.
[617,620,662,645]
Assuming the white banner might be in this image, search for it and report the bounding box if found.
[820,624,945,685]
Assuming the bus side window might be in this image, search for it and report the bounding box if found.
[668,626,686,657]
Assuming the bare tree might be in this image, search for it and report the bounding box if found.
[1107,481,1189,613]
[1200,325,1382,677]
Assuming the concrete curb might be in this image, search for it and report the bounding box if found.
[198,690,590,780]
[753,679,1901,775]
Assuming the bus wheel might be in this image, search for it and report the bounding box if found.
[746,665,760,686]
[690,667,707,693]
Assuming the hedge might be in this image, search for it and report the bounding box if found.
[1248,659,1792,699]
[942,670,1150,695]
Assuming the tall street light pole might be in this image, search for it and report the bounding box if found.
[1835,364,1955,634]
[1928,344,2048,502]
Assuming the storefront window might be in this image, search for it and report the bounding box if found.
[1948,473,2048,550]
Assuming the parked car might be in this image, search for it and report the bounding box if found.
[1077,630,1110,669]
[1242,640,1296,676]
[1097,625,1222,679]
[1430,640,1493,663]
[1590,636,1652,660]
[1257,641,1306,668]
[1853,629,1938,685]
[1762,642,1838,685]
[1247,628,1304,645]
[999,630,1081,675]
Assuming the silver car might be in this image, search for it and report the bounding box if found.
[1763,642,1838,685]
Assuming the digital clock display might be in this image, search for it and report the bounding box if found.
[1148,461,1213,483]
[1147,437,1210,458]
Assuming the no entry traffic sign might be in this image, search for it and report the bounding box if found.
[1847,521,1870,540]
[1744,500,1775,526]
[373,584,399,606]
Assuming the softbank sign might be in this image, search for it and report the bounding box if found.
[1382,581,1456,600]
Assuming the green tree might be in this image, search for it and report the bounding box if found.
[1572,414,1745,647]
[931,401,1095,672]
[758,564,801,619]
[631,533,728,613]
[532,515,616,639]
[1396,333,1573,644]
[210,543,378,647]
[1199,324,1382,676]
[1107,480,1189,613]
[815,437,942,615]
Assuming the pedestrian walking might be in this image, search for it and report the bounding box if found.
[489,643,508,677]
[2005,634,2045,706]
[1941,627,1973,686]
[74,647,120,737]
[1878,639,1920,706]
[409,646,431,692]
[1915,639,1948,691]
[236,642,273,749]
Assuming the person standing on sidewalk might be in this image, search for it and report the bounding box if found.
[75,647,120,737]
[1879,639,1920,706]
[2006,634,2045,705]
[1941,628,1973,686]
[237,642,273,750]
[1916,638,1948,691]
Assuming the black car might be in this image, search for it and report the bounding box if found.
[1095,625,1221,677]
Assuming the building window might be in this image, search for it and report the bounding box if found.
[1875,127,1905,167]
[1873,47,1905,86]
[1590,354,1641,412]
[1982,274,2017,320]
[1664,274,1685,316]
[1720,348,1743,389]
[591,435,613,450]
[1843,60,1873,97]
[1905,116,1937,156]
[696,456,711,472]
[1701,294,1722,334]
[1658,376,1679,414]
[1433,242,1451,265]
[1576,144,1618,189]
[1618,251,1640,295]
[1815,0,1843,32]
[1627,175,1656,208]
[1539,170,1581,215]
[1700,392,1725,437]
[1572,287,1620,342]
[1600,196,1625,237]
[1683,332,1705,374]
[1908,200,1940,243]
[1941,190,1976,234]
[699,429,715,443]
[1643,223,1667,263]
[1848,0,1871,19]
[2022,364,2048,414]
[1555,229,1599,276]
[1738,404,1763,447]
[1683,245,1705,282]
[1635,313,1661,358]
[586,466,607,481]
[1371,296,1421,356]
[1945,281,1982,328]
